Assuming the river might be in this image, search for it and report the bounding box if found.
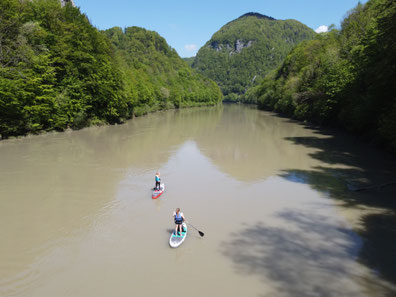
[1,104,395,297]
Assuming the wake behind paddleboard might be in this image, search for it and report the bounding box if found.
[169,222,187,248]
[152,183,165,199]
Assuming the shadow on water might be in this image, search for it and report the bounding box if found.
[221,117,396,296]
[279,122,396,288]
[222,210,396,297]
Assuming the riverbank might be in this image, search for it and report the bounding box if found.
[0,102,222,141]
[0,1,222,140]
[254,0,396,153]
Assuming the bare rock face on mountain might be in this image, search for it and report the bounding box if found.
[192,12,316,102]
[235,39,254,53]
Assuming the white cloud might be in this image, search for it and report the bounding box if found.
[315,25,328,33]
[184,44,197,51]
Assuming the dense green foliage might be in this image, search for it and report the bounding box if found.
[192,13,316,102]
[255,0,396,151]
[182,57,195,67]
[0,0,127,136]
[104,27,222,116]
[0,0,222,138]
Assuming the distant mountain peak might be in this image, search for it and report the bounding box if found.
[193,13,315,102]
[238,12,276,21]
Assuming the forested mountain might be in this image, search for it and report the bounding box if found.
[103,27,222,116]
[192,13,316,102]
[0,0,222,138]
[255,0,396,152]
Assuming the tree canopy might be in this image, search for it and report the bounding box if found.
[0,0,222,138]
[103,26,222,116]
[255,0,396,151]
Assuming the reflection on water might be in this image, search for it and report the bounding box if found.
[195,105,333,181]
[0,104,395,297]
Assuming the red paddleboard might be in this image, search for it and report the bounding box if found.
[152,183,165,199]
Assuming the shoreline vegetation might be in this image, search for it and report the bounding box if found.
[253,0,396,152]
[0,103,221,141]
[0,0,222,139]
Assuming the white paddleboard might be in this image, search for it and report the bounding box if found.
[169,222,187,248]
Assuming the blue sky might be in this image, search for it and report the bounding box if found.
[77,0,367,57]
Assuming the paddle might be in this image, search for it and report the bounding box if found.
[186,221,204,237]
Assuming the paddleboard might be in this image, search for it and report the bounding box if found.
[152,183,165,199]
[169,222,187,248]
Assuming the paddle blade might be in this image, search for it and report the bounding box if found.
[198,231,204,237]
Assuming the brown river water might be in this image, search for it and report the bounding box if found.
[1,104,396,297]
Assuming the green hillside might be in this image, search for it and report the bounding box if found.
[192,12,316,102]
[103,27,222,116]
[255,0,396,151]
[0,0,222,138]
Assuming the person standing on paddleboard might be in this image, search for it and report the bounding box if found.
[173,208,185,236]
[155,172,161,190]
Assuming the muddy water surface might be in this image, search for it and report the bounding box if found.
[1,105,396,297]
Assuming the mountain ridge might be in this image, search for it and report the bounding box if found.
[237,12,276,21]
